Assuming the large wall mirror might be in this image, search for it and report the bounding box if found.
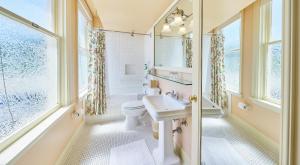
[154,0,193,69]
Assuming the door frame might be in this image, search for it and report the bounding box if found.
[191,0,203,164]
[281,0,296,164]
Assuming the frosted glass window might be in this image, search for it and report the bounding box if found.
[261,0,282,102]
[222,18,241,93]
[0,14,58,141]
[78,9,89,92]
[0,0,54,31]
[266,43,281,100]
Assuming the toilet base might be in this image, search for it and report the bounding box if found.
[124,116,140,130]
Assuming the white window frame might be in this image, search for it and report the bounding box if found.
[255,0,282,106]
[0,0,61,152]
[78,0,92,96]
[217,14,243,95]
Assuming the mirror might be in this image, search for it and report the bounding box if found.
[154,0,193,68]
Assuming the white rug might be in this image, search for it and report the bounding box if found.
[202,137,248,165]
[109,139,155,165]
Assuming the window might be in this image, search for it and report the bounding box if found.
[260,0,282,104]
[78,8,89,93]
[0,0,54,31]
[221,17,241,93]
[0,2,59,147]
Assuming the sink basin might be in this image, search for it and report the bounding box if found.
[143,95,191,121]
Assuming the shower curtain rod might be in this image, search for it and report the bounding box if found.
[95,28,152,37]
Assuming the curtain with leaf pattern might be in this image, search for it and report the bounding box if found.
[86,30,106,115]
[185,38,193,68]
[210,33,227,109]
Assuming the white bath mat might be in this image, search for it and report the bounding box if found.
[109,139,155,165]
[202,137,248,165]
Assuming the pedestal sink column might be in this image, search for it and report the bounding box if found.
[153,120,180,165]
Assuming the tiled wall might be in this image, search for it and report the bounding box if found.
[106,32,145,95]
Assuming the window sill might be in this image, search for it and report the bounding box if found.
[0,104,75,164]
[227,90,242,97]
[250,98,281,113]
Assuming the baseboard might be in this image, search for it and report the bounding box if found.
[228,114,279,159]
[55,122,84,165]
[180,148,191,165]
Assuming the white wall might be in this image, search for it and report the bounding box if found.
[144,29,155,68]
[106,32,145,95]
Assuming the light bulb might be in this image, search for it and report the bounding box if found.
[171,15,183,27]
[161,23,171,33]
[178,26,186,35]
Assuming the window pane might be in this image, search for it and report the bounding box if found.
[0,0,53,31]
[266,43,281,100]
[78,48,89,92]
[223,18,241,50]
[78,10,88,49]
[224,50,240,92]
[223,18,241,92]
[271,0,282,41]
[0,14,58,141]
[78,10,89,92]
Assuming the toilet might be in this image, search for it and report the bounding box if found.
[122,88,160,130]
[122,100,146,130]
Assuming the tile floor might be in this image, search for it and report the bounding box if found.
[61,95,278,165]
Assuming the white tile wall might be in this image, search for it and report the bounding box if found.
[106,32,145,95]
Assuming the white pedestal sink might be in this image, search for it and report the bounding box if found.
[143,95,191,165]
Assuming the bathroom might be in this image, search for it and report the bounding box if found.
[0,0,299,165]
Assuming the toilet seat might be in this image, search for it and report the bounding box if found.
[122,101,145,110]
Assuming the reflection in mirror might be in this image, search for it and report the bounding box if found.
[201,0,281,164]
[154,0,193,68]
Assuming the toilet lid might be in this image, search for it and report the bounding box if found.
[122,101,145,109]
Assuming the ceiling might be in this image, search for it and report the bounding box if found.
[89,0,175,33]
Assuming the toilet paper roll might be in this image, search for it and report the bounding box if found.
[238,102,248,110]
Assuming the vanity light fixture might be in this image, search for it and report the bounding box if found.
[178,25,187,35]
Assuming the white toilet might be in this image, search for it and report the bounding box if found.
[122,101,146,130]
[121,88,160,130]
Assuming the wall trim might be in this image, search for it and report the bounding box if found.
[228,114,279,160]
[55,121,84,165]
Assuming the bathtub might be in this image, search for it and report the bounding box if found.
[201,96,224,116]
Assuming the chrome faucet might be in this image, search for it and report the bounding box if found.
[165,90,178,99]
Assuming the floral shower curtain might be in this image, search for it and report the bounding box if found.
[210,33,227,109]
[86,30,106,115]
[185,38,193,68]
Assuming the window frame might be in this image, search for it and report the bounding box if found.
[216,14,243,95]
[0,0,61,151]
[259,0,282,105]
[77,0,92,96]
